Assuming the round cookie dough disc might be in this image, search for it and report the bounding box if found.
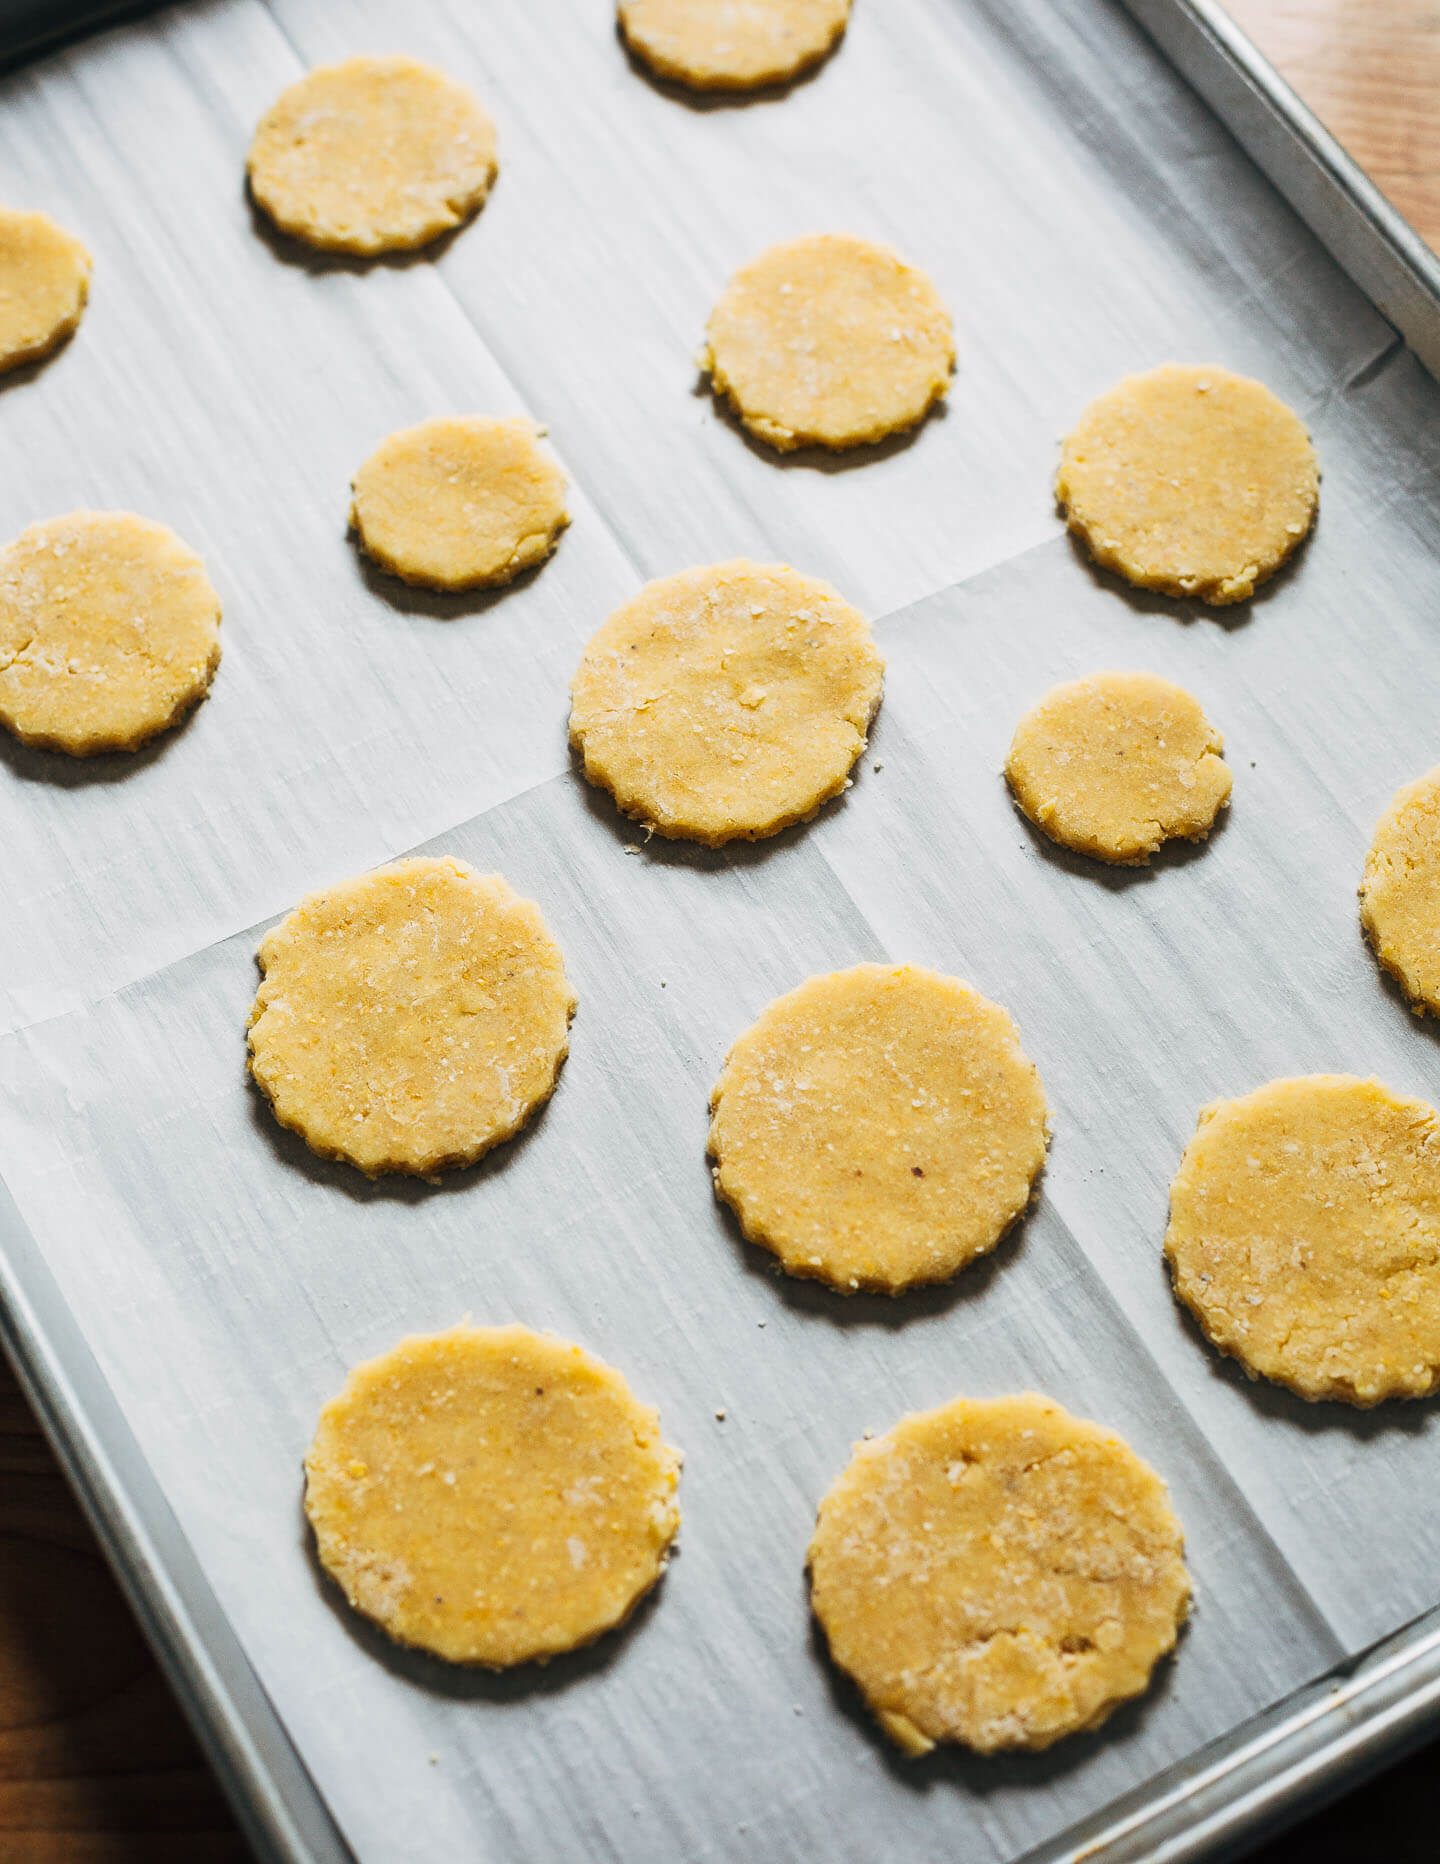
[0,511,221,756]
[619,0,850,90]
[0,209,90,372]
[306,1324,682,1667]
[248,857,576,1178]
[708,964,1048,1293]
[570,559,883,846]
[1361,766,1440,1015]
[351,416,569,591]
[1165,1074,1440,1405]
[809,1393,1189,1755]
[247,56,498,255]
[702,234,955,452]
[1057,364,1318,605]
[1005,670,1232,865]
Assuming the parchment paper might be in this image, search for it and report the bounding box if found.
[3,0,1440,1858]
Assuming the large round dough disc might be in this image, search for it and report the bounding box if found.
[708,963,1048,1293]
[0,511,221,755]
[248,56,498,255]
[0,208,91,372]
[570,559,883,846]
[248,857,576,1178]
[809,1392,1189,1754]
[1166,1074,1440,1405]
[618,0,851,91]
[702,234,954,452]
[1057,364,1317,605]
[306,1324,682,1666]
[1005,670,1231,864]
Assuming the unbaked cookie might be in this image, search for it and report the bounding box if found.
[708,964,1047,1293]
[1005,670,1231,865]
[809,1392,1189,1755]
[701,234,954,452]
[1360,766,1440,1015]
[1057,364,1318,605]
[619,0,850,90]
[0,511,221,756]
[1166,1074,1440,1405]
[248,857,576,1178]
[570,560,883,846]
[248,56,498,255]
[306,1324,682,1666]
[0,208,90,372]
[351,417,568,591]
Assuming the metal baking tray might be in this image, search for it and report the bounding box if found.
[3,1,1440,1859]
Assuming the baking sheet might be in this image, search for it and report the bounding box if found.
[0,0,1400,1035]
[3,0,1440,1858]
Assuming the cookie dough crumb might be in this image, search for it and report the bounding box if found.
[570,560,883,846]
[0,208,90,372]
[701,234,954,452]
[350,416,568,592]
[248,56,497,255]
[1057,364,1318,604]
[0,511,221,755]
[306,1324,681,1665]
[1005,670,1231,864]
[618,0,850,91]
[809,1392,1189,1754]
[1166,1074,1440,1405]
[248,856,575,1178]
[709,963,1048,1293]
[1361,766,1440,1015]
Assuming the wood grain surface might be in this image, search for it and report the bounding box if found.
[1226,0,1440,248]
[3,3,1439,1861]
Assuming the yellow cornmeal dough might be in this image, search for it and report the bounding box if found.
[0,209,90,372]
[1005,671,1232,865]
[1360,767,1440,1016]
[701,234,954,452]
[618,0,850,90]
[0,512,221,756]
[708,964,1048,1293]
[1057,364,1318,605]
[248,857,576,1178]
[350,417,569,592]
[247,56,498,255]
[306,1325,682,1667]
[808,1393,1189,1756]
[570,560,883,846]
[1166,1075,1440,1406]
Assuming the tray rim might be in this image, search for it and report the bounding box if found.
[2,2,1440,1860]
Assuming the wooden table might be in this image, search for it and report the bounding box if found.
[1227,0,1440,249]
[5,3,1440,1859]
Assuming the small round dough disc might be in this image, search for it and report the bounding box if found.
[1005,670,1232,865]
[351,417,569,591]
[618,0,850,90]
[306,1324,682,1667]
[248,857,576,1178]
[0,208,90,372]
[808,1393,1189,1756]
[1360,766,1440,1015]
[570,560,883,846]
[1057,364,1318,605]
[0,512,221,756]
[708,963,1048,1293]
[1166,1074,1440,1405]
[702,234,955,452]
[247,56,498,255]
